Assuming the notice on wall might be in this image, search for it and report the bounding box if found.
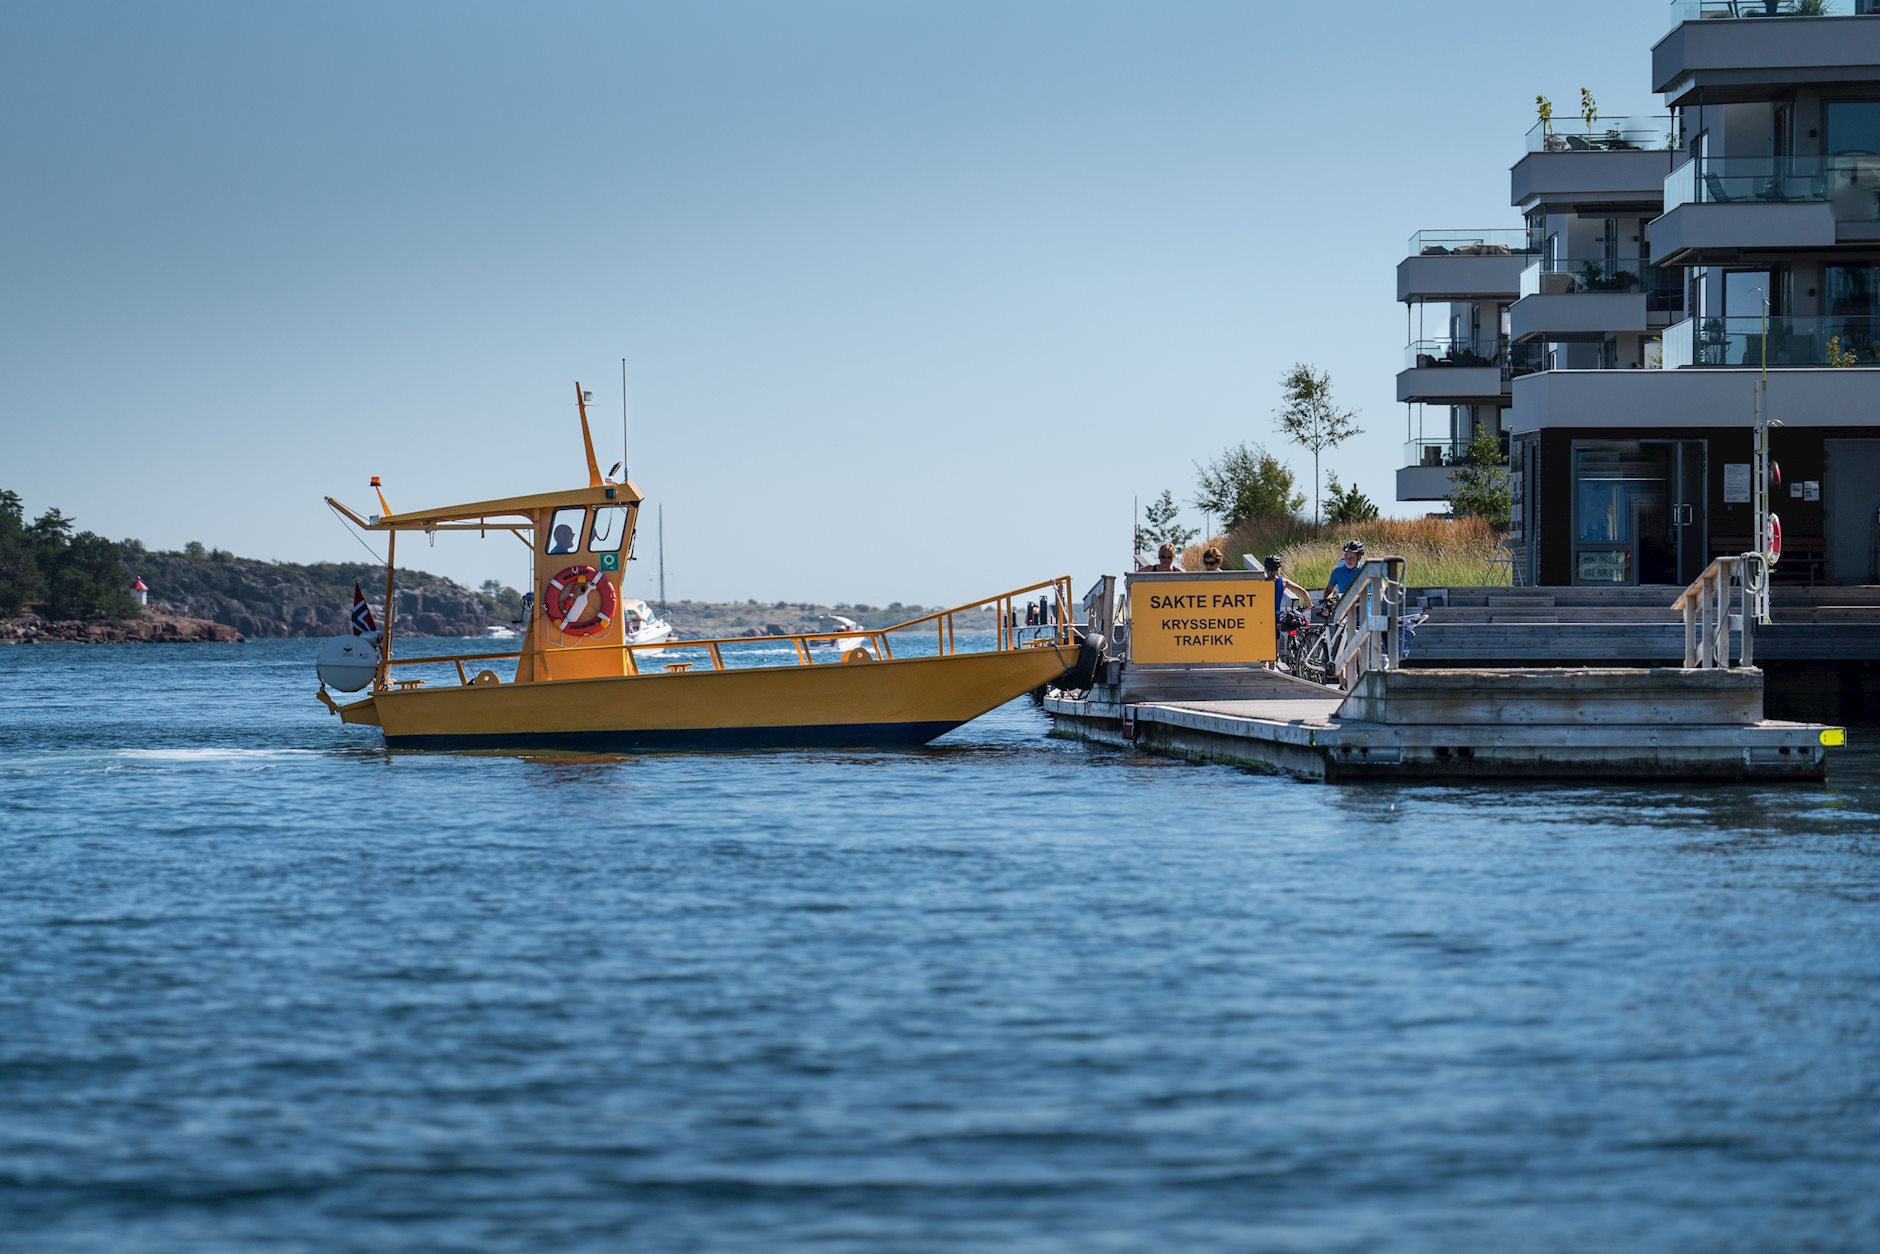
[1805,480,1820,502]
[1129,575,1276,664]
[1724,463,1752,503]
[1578,551,1629,583]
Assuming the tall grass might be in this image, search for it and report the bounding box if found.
[1183,516,1510,589]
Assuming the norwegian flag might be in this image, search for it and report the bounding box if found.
[351,582,378,637]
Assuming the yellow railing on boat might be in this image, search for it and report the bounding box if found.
[379,576,1076,688]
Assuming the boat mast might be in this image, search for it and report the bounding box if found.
[658,503,666,611]
[620,356,630,485]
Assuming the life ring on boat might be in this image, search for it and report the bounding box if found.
[542,565,618,637]
[1765,513,1783,566]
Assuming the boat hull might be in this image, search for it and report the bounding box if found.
[340,643,1077,751]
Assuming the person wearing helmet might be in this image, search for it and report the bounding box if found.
[1263,553,1311,667]
[1325,539,1366,603]
[1263,554,1309,617]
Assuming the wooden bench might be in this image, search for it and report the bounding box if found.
[1712,535,1827,587]
[393,678,425,690]
[664,662,692,673]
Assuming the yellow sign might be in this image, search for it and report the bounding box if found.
[1129,575,1276,664]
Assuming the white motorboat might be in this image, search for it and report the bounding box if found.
[620,598,674,645]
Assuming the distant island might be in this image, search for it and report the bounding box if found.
[0,487,941,644]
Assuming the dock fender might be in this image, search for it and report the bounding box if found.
[1059,633,1104,692]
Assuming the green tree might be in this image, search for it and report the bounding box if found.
[0,492,45,614]
[1324,474,1380,525]
[0,535,39,614]
[45,532,134,620]
[1134,488,1198,554]
[1194,443,1305,530]
[26,508,73,571]
[1273,364,1362,526]
[1447,425,1512,526]
[184,540,207,558]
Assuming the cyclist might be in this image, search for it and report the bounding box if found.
[1324,539,1366,606]
[1264,554,1309,618]
[1264,554,1310,670]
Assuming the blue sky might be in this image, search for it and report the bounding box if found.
[1,1,1671,608]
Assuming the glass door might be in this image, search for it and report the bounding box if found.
[1572,442,1672,585]
[1672,440,1708,585]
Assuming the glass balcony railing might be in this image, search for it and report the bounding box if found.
[1664,154,1880,218]
[1405,338,1506,371]
[1403,438,1471,469]
[1660,315,1880,367]
[1404,339,1544,383]
[1407,229,1536,258]
[1505,341,1547,380]
[1518,256,1685,312]
[1669,1,1878,30]
[1525,116,1679,154]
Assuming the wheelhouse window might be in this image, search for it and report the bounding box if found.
[544,507,586,555]
[588,505,630,553]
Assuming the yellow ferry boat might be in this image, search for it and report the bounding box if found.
[317,385,1082,750]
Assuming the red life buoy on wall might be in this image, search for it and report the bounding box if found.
[1766,513,1783,566]
[542,565,619,637]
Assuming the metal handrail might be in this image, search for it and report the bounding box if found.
[379,575,1074,686]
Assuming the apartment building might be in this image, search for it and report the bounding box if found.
[1400,0,1880,587]
[1394,230,1536,503]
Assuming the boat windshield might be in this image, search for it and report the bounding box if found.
[590,505,629,552]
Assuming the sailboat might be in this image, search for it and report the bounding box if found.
[316,383,1081,750]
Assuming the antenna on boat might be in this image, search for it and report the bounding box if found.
[620,356,630,487]
[573,382,602,488]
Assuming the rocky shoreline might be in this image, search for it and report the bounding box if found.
[1,613,244,644]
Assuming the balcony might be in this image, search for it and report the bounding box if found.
[1669,0,1878,26]
[1657,3,1880,105]
[1398,339,1541,403]
[1656,155,1880,260]
[1511,364,1880,435]
[1511,142,1681,213]
[1398,230,1536,302]
[1660,315,1880,367]
[1397,439,1470,502]
[1511,256,1681,340]
[1524,117,1680,155]
[1408,230,1533,256]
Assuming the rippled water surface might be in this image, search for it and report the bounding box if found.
[3,640,1879,1251]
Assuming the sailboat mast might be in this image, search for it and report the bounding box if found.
[658,503,666,611]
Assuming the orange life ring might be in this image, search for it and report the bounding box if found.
[542,565,619,637]
[1766,513,1783,566]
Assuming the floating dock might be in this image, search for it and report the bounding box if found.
[1046,666,1838,781]
[1052,560,1845,782]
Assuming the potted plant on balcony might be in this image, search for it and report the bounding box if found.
[1537,96,1566,152]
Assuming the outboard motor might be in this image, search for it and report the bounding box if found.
[316,633,379,693]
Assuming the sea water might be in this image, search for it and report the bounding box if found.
[2,639,1878,1251]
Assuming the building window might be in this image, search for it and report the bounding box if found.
[1826,101,1880,156]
